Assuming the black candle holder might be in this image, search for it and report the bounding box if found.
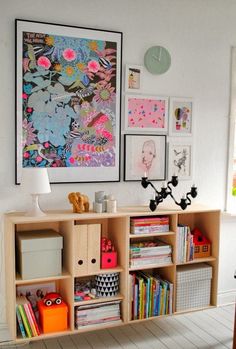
[141,175,197,211]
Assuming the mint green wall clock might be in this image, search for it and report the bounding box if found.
[144,46,171,74]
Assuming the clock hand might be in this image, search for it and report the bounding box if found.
[158,47,162,61]
[152,54,160,61]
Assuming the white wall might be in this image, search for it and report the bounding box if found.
[0,0,236,324]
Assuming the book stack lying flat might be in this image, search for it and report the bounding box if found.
[130,240,172,267]
[129,271,173,320]
[16,296,40,338]
[130,216,169,235]
[75,300,121,329]
[177,225,194,263]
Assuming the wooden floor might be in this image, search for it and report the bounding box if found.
[0,304,235,349]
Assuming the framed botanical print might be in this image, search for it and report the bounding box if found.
[125,94,168,132]
[124,134,166,181]
[125,64,143,92]
[15,19,122,183]
[169,97,193,136]
[168,138,193,180]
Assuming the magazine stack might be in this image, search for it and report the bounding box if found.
[130,240,172,267]
[130,216,169,235]
[75,300,122,329]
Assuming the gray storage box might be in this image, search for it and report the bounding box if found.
[176,263,212,312]
[16,230,63,279]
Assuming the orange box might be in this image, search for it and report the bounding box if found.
[38,300,68,333]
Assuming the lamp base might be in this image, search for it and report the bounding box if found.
[25,194,46,217]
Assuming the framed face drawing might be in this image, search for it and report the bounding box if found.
[168,138,193,180]
[125,95,168,132]
[124,134,166,181]
[169,97,193,136]
[15,19,122,183]
[125,64,143,92]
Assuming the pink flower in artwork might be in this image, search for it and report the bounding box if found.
[44,142,50,148]
[23,152,30,159]
[37,56,51,69]
[69,157,75,164]
[27,107,32,113]
[87,60,100,73]
[36,156,42,162]
[22,93,28,99]
[63,48,76,61]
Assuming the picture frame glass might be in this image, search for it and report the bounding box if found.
[125,95,168,132]
[124,134,166,181]
[169,98,193,136]
[125,64,142,91]
[16,19,122,183]
[168,141,192,179]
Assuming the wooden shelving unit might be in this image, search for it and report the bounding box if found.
[4,205,220,342]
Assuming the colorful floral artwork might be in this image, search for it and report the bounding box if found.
[125,95,168,132]
[16,20,122,183]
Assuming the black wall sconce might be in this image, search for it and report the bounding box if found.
[141,175,197,211]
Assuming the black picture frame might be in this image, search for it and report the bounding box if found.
[124,134,167,181]
[15,19,122,184]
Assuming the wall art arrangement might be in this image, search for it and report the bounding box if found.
[15,19,122,183]
[124,134,166,181]
[168,139,193,180]
[125,94,168,132]
[125,64,143,92]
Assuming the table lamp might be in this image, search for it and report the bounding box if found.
[21,168,51,216]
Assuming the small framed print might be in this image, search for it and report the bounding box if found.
[125,64,143,92]
[169,97,193,136]
[168,138,193,180]
[125,94,168,132]
[124,134,166,181]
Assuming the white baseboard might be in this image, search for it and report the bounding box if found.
[0,323,12,343]
[217,289,236,305]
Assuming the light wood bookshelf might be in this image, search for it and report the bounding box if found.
[4,205,220,342]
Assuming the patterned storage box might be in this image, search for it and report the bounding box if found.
[176,263,212,312]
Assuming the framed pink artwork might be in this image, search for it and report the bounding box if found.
[125,95,168,132]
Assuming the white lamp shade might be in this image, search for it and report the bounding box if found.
[21,168,51,194]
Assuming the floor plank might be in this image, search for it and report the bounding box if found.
[108,327,138,349]
[130,322,167,349]
[153,317,198,349]
[43,338,61,349]
[96,329,122,349]
[70,334,92,349]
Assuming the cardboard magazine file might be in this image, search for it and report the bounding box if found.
[16,230,63,279]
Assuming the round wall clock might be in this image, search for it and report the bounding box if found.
[144,45,171,74]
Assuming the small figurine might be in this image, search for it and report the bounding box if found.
[68,192,89,213]
[43,292,62,307]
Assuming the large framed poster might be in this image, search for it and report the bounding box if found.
[16,19,122,183]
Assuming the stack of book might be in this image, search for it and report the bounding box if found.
[130,216,169,235]
[16,296,40,338]
[130,240,172,267]
[177,224,194,263]
[129,271,173,320]
[75,300,121,329]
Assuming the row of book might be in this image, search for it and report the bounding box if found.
[16,296,40,338]
[130,216,169,235]
[177,225,194,263]
[130,240,172,267]
[129,271,173,320]
[75,300,121,329]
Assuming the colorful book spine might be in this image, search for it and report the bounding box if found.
[27,302,40,335]
[18,304,32,338]
[23,303,37,337]
[16,306,26,338]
